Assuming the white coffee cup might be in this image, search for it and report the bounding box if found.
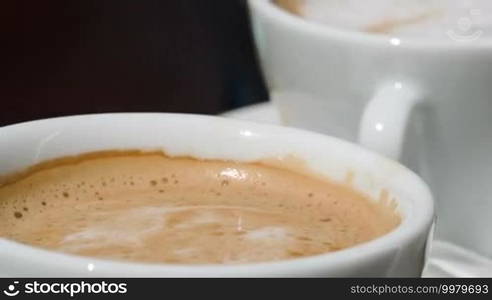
[248,0,492,261]
[0,113,433,277]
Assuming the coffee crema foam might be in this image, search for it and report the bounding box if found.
[275,0,492,39]
[0,151,400,264]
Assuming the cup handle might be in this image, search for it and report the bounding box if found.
[358,82,422,160]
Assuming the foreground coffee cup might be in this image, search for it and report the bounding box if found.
[0,113,433,277]
[248,0,492,263]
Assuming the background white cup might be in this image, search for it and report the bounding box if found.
[248,0,492,261]
[0,113,433,277]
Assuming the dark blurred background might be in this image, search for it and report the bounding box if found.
[1,0,268,126]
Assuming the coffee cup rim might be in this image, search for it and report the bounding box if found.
[0,113,434,276]
[249,0,492,50]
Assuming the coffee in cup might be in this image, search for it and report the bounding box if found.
[274,0,492,39]
[0,150,400,264]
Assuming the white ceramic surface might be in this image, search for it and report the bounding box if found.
[223,102,492,277]
[0,113,433,277]
[248,0,492,264]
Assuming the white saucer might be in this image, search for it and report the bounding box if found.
[222,101,492,277]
